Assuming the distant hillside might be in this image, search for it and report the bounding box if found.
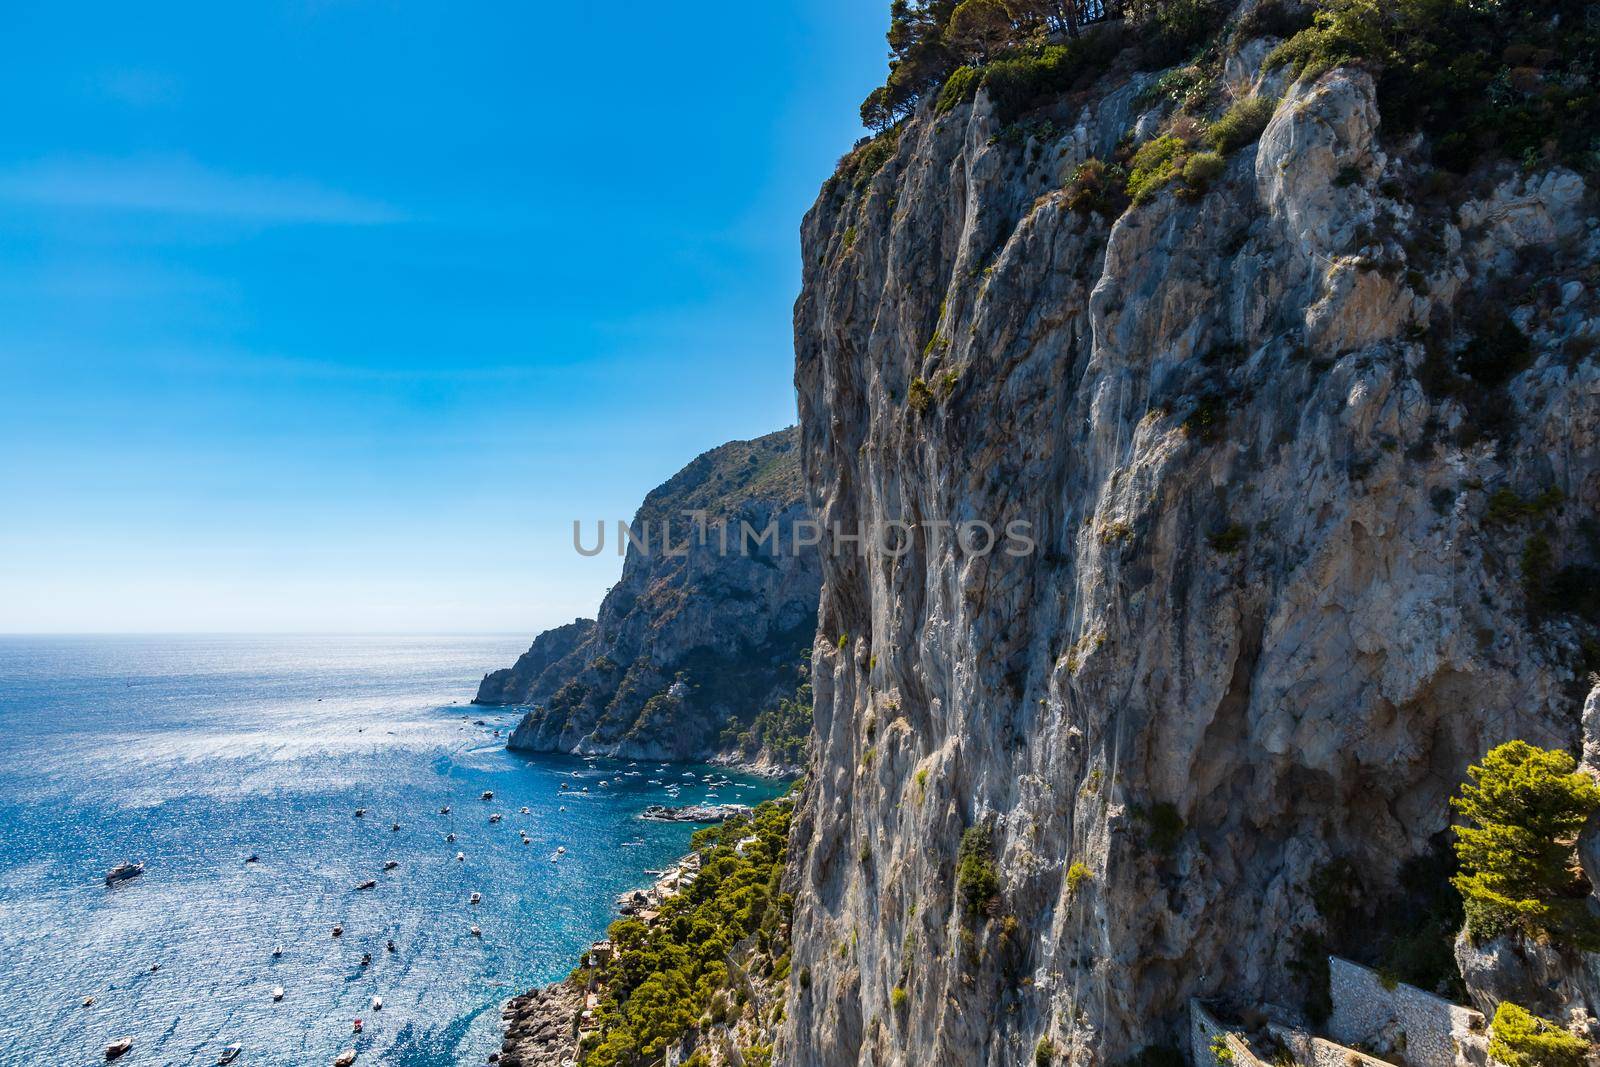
[475,427,819,769]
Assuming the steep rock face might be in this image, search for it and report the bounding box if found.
[478,428,821,763]
[778,44,1599,1067]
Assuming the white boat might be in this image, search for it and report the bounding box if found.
[355,879,376,891]
[335,1051,357,1067]
[105,861,144,886]
[446,833,456,842]
[331,925,343,937]
[556,845,566,854]
[218,1043,242,1064]
[105,1037,133,1060]
[470,925,482,937]
[272,985,284,1001]
[354,809,366,818]
[82,996,94,1007]
[456,851,465,862]
[469,892,481,905]
[272,945,283,957]
[489,813,502,823]
[439,806,450,814]
[519,806,530,814]
[481,790,494,800]
[371,996,383,1011]
[384,860,399,870]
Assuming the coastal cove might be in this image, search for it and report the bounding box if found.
[0,634,791,1066]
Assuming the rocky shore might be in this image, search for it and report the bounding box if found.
[638,802,750,823]
[498,982,581,1067]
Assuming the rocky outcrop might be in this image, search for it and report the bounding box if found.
[478,428,821,763]
[776,26,1600,1067]
[498,982,581,1067]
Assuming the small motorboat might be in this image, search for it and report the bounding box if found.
[331,924,344,938]
[245,854,259,864]
[559,783,569,791]
[556,845,566,854]
[481,790,494,801]
[355,879,376,891]
[440,806,450,814]
[470,925,482,937]
[455,851,466,863]
[385,939,396,953]
[272,945,282,957]
[272,985,285,1001]
[390,822,401,832]
[519,807,530,814]
[371,996,383,1011]
[488,813,502,824]
[469,892,481,905]
[106,1037,133,1060]
[446,832,456,842]
[335,1051,357,1067]
[384,860,399,871]
[105,861,144,886]
[218,1044,242,1064]
[354,808,366,818]
[360,952,371,967]
[82,996,95,1007]
[149,963,160,972]
[352,1018,364,1033]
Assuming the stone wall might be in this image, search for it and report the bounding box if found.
[1326,957,1487,1067]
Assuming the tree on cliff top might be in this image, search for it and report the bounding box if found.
[1450,740,1600,948]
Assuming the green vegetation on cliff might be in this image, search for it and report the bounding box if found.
[575,792,797,1067]
[1451,740,1600,947]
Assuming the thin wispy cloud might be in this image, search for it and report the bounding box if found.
[0,156,404,225]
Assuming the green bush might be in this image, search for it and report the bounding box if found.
[1182,151,1226,192]
[1066,861,1093,893]
[957,824,1001,920]
[1208,95,1277,154]
[1264,0,1392,80]
[1451,740,1600,947]
[891,985,909,1010]
[1127,135,1187,203]
[936,65,983,115]
[1064,158,1129,217]
[1036,1037,1058,1065]
[1489,1002,1588,1067]
[908,377,934,414]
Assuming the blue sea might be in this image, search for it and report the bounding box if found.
[0,635,789,1067]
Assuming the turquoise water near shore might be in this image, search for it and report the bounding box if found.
[0,635,788,1066]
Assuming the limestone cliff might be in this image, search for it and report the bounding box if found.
[477,428,820,765]
[775,11,1600,1067]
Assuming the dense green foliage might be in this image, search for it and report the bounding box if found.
[956,824,1001,919]
[1489,1002,1590,1067]
[577,794,797,1067]
[1267,0,1600,173]
[1451,741,1600,947]
[724,666,813,768]
[860,0,1226,131]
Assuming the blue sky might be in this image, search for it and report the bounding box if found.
[0,1,886,633]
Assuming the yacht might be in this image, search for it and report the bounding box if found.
[355,879,376,891]
[272,985,285,1001]
[217,1044,242,1064]
[105,1038,133,1060]
[384,860,399,871]
[469,892,481,905]
[104,861,144,886]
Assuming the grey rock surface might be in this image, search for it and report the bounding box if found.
[777,47,1600,1067]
